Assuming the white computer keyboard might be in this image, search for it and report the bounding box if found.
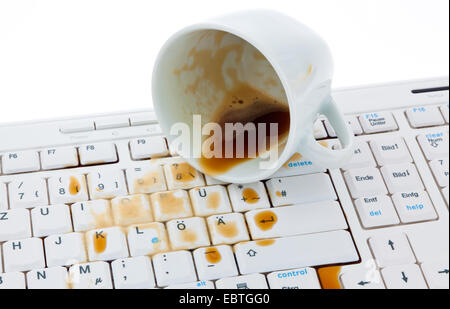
[0,78,448,289]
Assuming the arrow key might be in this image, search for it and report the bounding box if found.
[341,267,385,289]
[369,233,416,268]
[381,264,428,289]
[421,261,449,289]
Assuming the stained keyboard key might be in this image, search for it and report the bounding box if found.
[234,230,358,275]
[245,201,347,239]
[266,173,337,207]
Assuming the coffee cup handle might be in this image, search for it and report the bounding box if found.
[299,96,354,168]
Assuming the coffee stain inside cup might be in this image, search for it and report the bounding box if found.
[174,31,290,176]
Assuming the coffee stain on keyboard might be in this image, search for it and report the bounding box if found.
[206,191,221,209]
[319,141,329,148]
[242,188,260,204]
[170,163,198,183]
[133,222,167,253]
[133,170,164,193]
[69,176,81,195]
[91,205,113,229]
[152,191,188,217]
[216,221,238,238]
[115,195,151,226]
[283,153,303,168]
[93,231,107,254]
[317,266,342,289]
[180,228,198,243]
[256,239,276,246]
[254,210,278,231]
[205,247,222,264]
[275,191,283,198]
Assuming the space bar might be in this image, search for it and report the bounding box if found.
[234,230,359,275]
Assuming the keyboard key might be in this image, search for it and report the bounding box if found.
[86,227,129,262]
[381,264,428,289]
[130,136,169,160]
[369,137,412,166]
[429,158,449,187]
[368,233,416,268]
[246,201,347,239]
[381,163,424,194]
[207,213,250,245]
[189,185,232,217]
[79,142,118,165]
[344,167,388,198]
[267,267,321,289]
[68,261,113,289]
[3,238,45,272]
[111,194,153,226]
[41,146,79,170]
[340,267,385,289]
[48,174,89,204]
[111,256,156,289]
[2,151,40,174]
[164,162,205,190]
[31,205,73,237]
[44,233,87,267]
[406,106,445,128]
[27,267,68,289]
[443,187,449,206]
[193,246,239,281]
[216,273,268,289]
[440,104,449,123]
[150,190,193,222]
[126,164,167,194]
[271,152,326,177]
[127,222,169,256]
[359,112,398,134]
[60,120,94,134]
[324,115,363,137]
[392,191,437,223]
[417,130,449,161]
[8,178,48,209]
[235,230,358,275]
[266,173,337,207]
[0,184,7,210]
[314,120,328,139]
[421,260,449,289]
[0,209,32,242]
[153,251,197,287]
[166,281,215,289]
[340,141,377,171]
[167,217,210,250]
[87,168,128,199]
[0,272,26,289]
[71,200,113,232]
[407,226,449,263]
[204,175,227,186]
[355,195,400,228]
[129,112,158,126]
[228,182,271,212]
[95,116,130,130]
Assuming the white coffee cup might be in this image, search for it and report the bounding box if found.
[152,9,353,183]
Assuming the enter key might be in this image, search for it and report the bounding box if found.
[245,201,348,239]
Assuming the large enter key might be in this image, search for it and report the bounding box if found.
[234,230,359,275]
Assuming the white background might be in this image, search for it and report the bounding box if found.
[0,0,448,123]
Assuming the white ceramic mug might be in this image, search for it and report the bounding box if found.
[152,9,354,183]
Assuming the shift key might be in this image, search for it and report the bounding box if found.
[234,230,359,275]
